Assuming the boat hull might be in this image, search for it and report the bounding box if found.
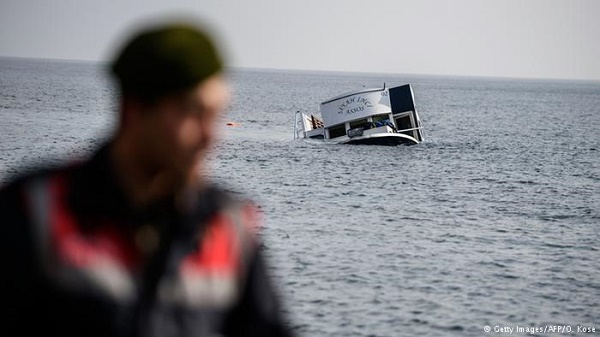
[339,133,419,146]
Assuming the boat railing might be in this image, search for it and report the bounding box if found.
[294,111,303,139]
[294,110,325,140]
[311,115,324,129]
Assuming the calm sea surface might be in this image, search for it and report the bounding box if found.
[1,58,599,336]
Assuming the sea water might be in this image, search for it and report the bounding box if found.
[1,58,599,336]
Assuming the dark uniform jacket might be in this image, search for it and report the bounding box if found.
[0,145,293,337]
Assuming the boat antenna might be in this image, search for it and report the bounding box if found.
[383,82,386,89]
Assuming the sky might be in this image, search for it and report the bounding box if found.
[1,0,599,81]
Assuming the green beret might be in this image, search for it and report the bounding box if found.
[111,23,223,99]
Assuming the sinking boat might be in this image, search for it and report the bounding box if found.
[294,84,423,145]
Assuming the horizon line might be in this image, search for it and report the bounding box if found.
[1,55,599,84]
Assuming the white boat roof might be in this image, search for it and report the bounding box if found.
[319,85,394,127]
[320,86,385,105]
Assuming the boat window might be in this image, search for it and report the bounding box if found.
[349,118,372,130]
[372,115,389,123]
[372,114,392,127]
[328,124,346,138]
[395,114,415,137]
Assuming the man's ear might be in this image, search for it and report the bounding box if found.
[120,95,145,128]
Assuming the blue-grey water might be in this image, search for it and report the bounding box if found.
[1,58,599,336]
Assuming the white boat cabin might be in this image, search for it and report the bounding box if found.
[295,84,423,145]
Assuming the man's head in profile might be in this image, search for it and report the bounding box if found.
[110,22,229,203]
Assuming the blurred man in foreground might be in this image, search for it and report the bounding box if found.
[0,21,293,337]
